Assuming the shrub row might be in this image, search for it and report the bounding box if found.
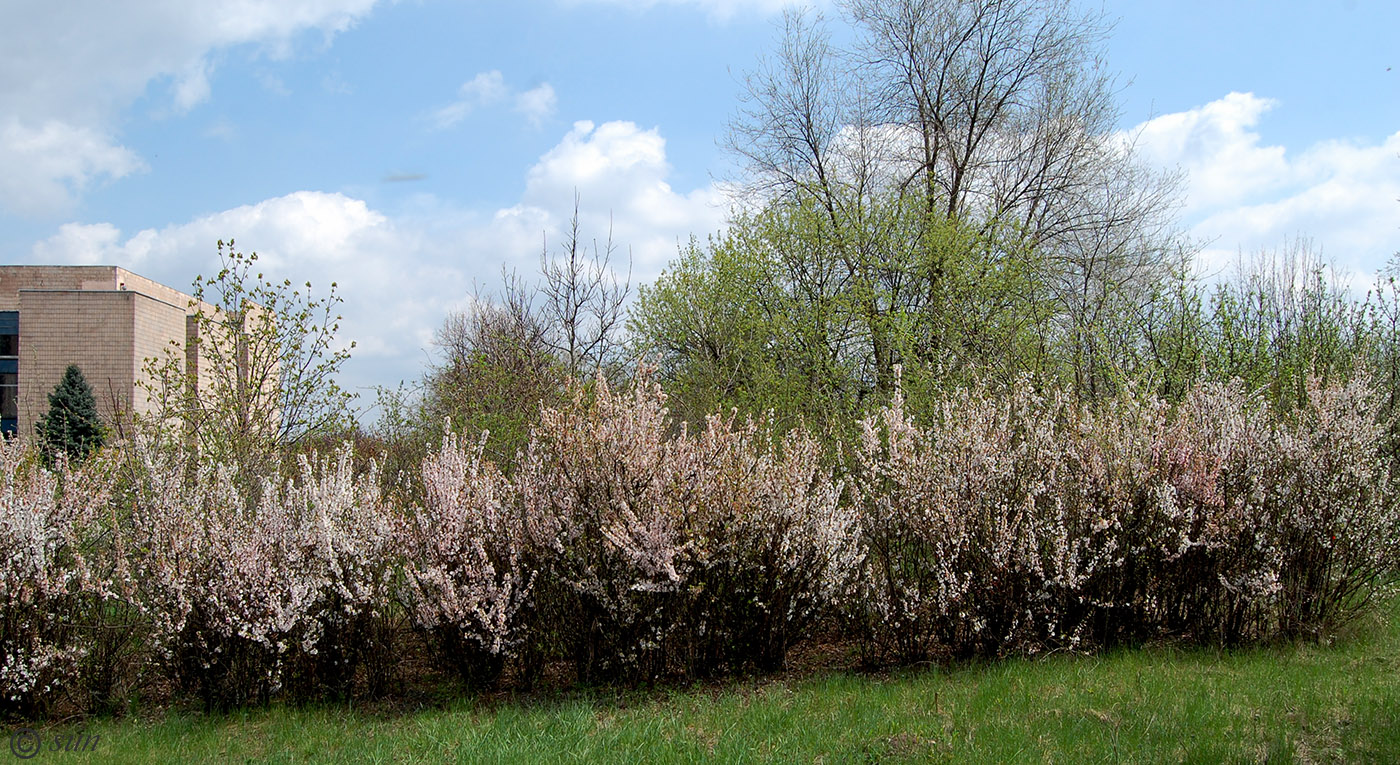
[852,377,1399,662]
[2,373,1397,716]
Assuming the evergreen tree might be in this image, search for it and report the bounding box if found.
[36,364,105,463]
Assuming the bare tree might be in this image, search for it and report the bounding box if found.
[718,0,1191,399]
[1038,143,1190,396]
[539,195,632,381]
[423,270,563,466]
[418,196,632,464]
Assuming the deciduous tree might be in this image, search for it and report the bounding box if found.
[143,240,356,483]
[710,0,1190,406]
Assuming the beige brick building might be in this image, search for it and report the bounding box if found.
[0,266,212,437]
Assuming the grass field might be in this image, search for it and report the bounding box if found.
[12,598,1399,763]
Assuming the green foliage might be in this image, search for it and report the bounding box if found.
[1203,248,1371,408]
[142,239,356,480]
[1136,241,1387,413]
[34,364,104,464]
[416,281,567,471]
[714,0,1190,417]
[632,194,1400,449]
[630,230,824,430]
[629,198,1058,437]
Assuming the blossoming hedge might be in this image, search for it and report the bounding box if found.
[2,373,1396,716]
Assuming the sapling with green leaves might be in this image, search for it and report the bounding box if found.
[142,239,356,485]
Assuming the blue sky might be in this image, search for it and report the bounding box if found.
[3,0,1398,410]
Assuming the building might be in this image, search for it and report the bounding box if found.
[0,266,209,437]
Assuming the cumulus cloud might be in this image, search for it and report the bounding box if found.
[32,192,388,278]
[431,71,557,130]
[0,0,382,217]
[0,118,146,216]
[1130,92,1400,279]
[1131,93,1291,215]
[29,120,731,399]
[511,120,727,279]
[1,0,379,120]
[30,191,455,390]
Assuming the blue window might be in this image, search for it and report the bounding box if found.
[0,311,16,436]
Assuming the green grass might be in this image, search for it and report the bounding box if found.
[16,600,1400,763]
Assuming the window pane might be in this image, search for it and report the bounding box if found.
[0,335,15,357]
[0,387,14,420]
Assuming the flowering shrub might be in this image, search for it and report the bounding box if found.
[1128,380,1276,642]
[517,373,695,682]
[0,440,109,716]
[851,381,1110,660]
[127,441,398,709]
[400,432,532,687]
[1,370,1395,716]
[851,374,1400,661]
[282,448,398,700]
[684,415,860,673]
[127,443,315,709]
[1257,377,1399,637]
[1089,378,1397,644]
[518,372,862,680]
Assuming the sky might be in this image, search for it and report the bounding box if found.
[3,0,1398,416]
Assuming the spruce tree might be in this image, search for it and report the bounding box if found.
[36,364,105,463]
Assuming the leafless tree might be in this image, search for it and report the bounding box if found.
[422,270,562,466]
[420,196,633,464]
[539,196,632,381]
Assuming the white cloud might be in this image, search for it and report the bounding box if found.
[0,0,382,217]
[0,118,146,216]
[431,71,557,130]
[1131,93,1291,215]
[1130,92,1400,280]
[430,71,507,129]
[172,59,214,113]
[31,192,388,276]
[461,71,509,104]
[28,121,731,402]
[515,84,559,128]
[512,120,727,279]
[3,0,380,121]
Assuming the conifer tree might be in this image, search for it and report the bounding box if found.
[35,364,105,463]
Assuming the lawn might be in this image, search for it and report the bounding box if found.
[15,598,1399,764]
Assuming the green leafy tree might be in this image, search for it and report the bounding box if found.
[143,240,356,483]
[35,364,105,463]
[719,3,1189,405]
[630,219,864,435]
[420,272,566,470]
[629,197,1056,438]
